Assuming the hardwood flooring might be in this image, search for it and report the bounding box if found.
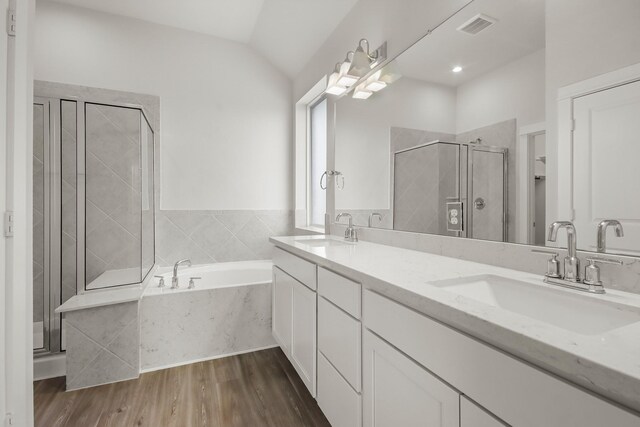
[34,348,330,427]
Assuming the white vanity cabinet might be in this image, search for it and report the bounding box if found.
[460,397,507,427]
[317,267,363,427]
[272,248,317,396]
[363,289,639,427]
[363,329,459,427]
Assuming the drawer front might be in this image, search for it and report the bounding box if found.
[318,267,361,318]
[318,296,361,391]
[273,247,316,290]
[363,289,640,427]
[460,397,507,427]
[317,352,362,427]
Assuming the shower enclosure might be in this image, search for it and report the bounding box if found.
[33,95,155,355]
[393,140,507,241]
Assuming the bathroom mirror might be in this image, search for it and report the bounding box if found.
[333,0,640,257]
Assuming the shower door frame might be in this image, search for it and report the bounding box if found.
[466,144,509,242]
[33,97,62,357]
[392,140,508,241]
[33,93,157,357]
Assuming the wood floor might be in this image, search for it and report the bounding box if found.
[34,348,330,427]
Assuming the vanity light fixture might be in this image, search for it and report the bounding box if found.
[324,39,387,96]
[325,63,348,95]
[452,66,463,73]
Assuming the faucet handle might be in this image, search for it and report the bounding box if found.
[586,256,623,266]
[154,275,165,288]
[531,249,561,278]
[188,277,202,289]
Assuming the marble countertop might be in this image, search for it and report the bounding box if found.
[270,235,640,412]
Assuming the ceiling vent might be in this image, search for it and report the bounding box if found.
[456,14,497,35]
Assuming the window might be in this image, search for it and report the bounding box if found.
[308,98,327,227]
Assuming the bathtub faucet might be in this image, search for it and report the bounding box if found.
[172,259,192,289]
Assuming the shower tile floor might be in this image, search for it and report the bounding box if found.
[34,348,329,427]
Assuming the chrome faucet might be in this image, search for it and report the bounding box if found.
[368,213,382,228]
[336,213,358,242]
[172,259,192,289]
[547,221,580,282]
[596,219,624,253]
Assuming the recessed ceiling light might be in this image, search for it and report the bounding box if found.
[452,66,463,73]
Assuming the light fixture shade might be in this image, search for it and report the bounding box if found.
[337,74,359,87]
[325,70,347,95]
[348,45,373,77]
[352,84,372,99]
[365,80,387,92]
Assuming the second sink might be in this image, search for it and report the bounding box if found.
[429,274,640,336]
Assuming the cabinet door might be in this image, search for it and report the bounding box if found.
[272,267,293,356]
[363,330,459,427]
[291,278,317,396]
[460,397,506,427]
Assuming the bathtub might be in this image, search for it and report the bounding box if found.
[140,260,276,372]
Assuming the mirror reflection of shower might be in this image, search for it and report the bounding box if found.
[32,92,155,357]
[393,139,508,242]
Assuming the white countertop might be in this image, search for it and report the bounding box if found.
[270,235,640,412]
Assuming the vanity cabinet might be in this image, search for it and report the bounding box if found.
[460,397,507,427]
[363,330,459,427]
[317,267,363,427]
[363,289,639,427]
[271,243,640,427]
[272,249,317,396]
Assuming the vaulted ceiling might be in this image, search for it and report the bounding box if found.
[45,0,359,77]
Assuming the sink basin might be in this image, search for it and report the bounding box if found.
[295,238,354,247]
[430,274,640,335]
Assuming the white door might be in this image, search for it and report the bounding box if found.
[362,330,459,427]
[272,267,293,356]
[460,396,506,427]
[573,79,640,255]
[291,278,316,396]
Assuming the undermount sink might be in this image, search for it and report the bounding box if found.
[430,274,640,335]
[295,238,354,247]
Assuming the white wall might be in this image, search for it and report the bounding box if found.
[545,0,640,226]
[335,77,456,210]
[456,49,545,133]
[35,1,292,210]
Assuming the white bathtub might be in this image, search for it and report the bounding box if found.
[144,260,272,295]
[140,260,276,372]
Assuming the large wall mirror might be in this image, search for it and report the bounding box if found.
[333,0,640,258]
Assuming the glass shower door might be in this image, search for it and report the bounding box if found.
[393,142,461,235]
[32,101,48,351]
[469,148,506,242]
[84,103,142,289]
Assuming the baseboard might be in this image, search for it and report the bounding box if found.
[34,353,66,381]
[140,344,280,374]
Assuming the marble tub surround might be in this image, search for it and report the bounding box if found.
[156,209,296,266]
[63,301,139,391]
[270,235,640,413]
[140,281,275,371]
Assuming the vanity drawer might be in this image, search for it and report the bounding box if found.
[317,352,362,427]
[363,289,640,427]
[318,267,361,318]
[318,296,361,391]
[273,247,316,291]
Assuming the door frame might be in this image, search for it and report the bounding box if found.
[3,0,36,425]
[557,62,640,223]
[517,122,545,244]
